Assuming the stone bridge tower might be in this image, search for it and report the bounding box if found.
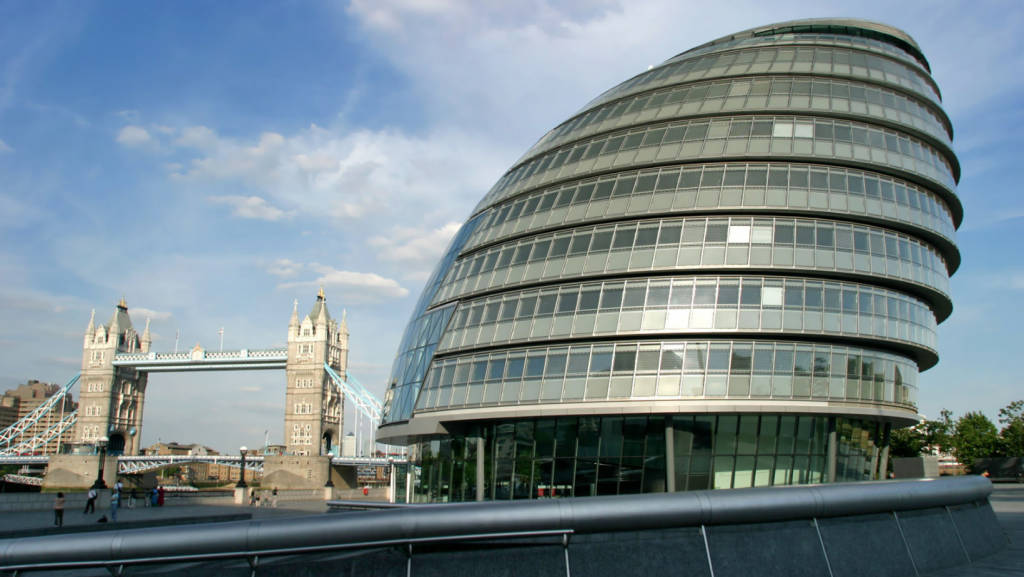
[284,288,347,456]
[76,297,149,455]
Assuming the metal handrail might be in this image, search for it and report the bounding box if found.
[0,476,992,573]
[326,500,410,510]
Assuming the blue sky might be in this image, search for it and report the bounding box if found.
[1,1,1022,452]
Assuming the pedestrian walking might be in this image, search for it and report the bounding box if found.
[110,490,120,522]
[249,488,257,506]
[150,487,158,507]
[271,487,278,508]
[53,492,65,527]
[84,488,97,514]
[128,488,136,508]
[157,486,165,507]
[261,489,269,507]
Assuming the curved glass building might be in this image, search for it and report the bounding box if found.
[378,18,961,502]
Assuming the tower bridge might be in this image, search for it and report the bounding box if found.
[0,289,384,462]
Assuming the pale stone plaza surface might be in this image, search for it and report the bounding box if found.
[1,498,331,537]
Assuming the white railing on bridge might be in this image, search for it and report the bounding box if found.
[2,474,43,487]
[0,374,78,456]
[112,348,288,372]
[117,454,266,475]
[0,455,50,466]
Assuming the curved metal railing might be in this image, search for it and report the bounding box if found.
[0,476,993,574]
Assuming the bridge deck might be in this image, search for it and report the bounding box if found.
[113,348,288,372]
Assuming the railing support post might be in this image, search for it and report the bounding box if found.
[476,436,485,502]
[665,416,675,493]
[878,423,892,480]
[826,417,838,484]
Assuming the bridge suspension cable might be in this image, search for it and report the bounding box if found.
[323,364,382,429]
[0,373,80,456]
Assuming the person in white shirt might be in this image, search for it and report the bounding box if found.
[84,488,98,514]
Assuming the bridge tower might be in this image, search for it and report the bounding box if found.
[76,297,149,455]
[284,288,346,456]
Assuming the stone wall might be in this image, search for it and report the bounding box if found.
[0,490,110,511]
[42,455,118,490]
[260,456,362,490]
[261,455,329,489]
[330,487,390,501]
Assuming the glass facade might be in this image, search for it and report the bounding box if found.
[465,163,958,255]
[434,215,952,312]
[439,277,938,356]
[576,45,943,120]
[379,19,961,501]
[410,414,884,502]
[419,340,918,411]
[522,76,953,165]
[474,115,958,217]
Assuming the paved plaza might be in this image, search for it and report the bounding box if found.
[3,499,330,538]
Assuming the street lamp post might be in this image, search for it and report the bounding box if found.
[237,446,248,489]
[91,436,109,490]
[325,452,335,488]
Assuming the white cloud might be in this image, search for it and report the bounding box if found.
[206,195,295,221]
[264,259,303,278]
[0,138,13,153]
[278,265,409,299]
[116,125,152,147]
[368,221,460,263]
[294,153,339,172]
[165,124,513,225]
[239,386,262,392]
[346,0,622,35]
[174,125,219,150]
[128,307,173,322]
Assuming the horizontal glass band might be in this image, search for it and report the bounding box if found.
[382,303,456,425]
[439,275,937,357]
[523,76,951,166]
[435,216,952,315]
[476,116,959,218]
[414,339,918,413]
[579,45,941,119]
[466,163,957,258]
[663,33,928,75]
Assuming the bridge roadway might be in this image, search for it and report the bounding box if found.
[0,455,406,476]
[112,348,288,372]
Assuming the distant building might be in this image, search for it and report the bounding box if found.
[206,448,264,484]
[342,433,356,457]
[0,380,78,454]
[142,441,218,481]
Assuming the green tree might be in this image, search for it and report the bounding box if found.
[953,412,999,472]
[997,400,1024,457]
[889,426,923,458]
[920,409,954,454]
